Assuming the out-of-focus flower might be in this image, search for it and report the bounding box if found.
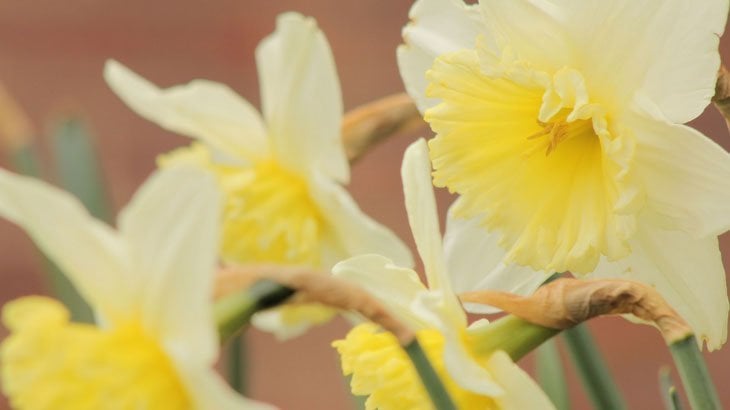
[104,12,412,338]
[398,0,730,349]
[332,139,554,409]
[0,167,272,410]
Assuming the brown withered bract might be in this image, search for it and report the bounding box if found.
[460,278,693,345]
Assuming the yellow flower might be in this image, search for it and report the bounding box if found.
[0,167,272,410]
[398,0,730,349]
[332,139,554,409]
[103,12,412,339]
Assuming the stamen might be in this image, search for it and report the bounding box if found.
[526,119,573,156]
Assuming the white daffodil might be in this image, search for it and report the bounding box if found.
[103,12,412,338]
[398,0,730,350]
[332,139,554,409]
[0,167,272,410]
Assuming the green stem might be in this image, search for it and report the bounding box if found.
[669,336,721,410]
[536,339,570,410]
[562,325,627,410]
[227,335,246,394]
[471,315,560,361]
[403,339,456,410]
[658,366,684,410]
[215,279,295,342]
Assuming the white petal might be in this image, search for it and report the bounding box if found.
[118,166,222,364]
[0,169,127,321]
[629,113,730,237]
[478,1,571,76]
[256,12,349,183]
[478,0,727,121]
[251,309,313,341]
[590,223,728,351]
[332,254,430,329]
[183,366,276,410]
[104,60,268,161]
[631,0,727,123]
[312,175,413,269]
[402,139,448,291]
[397,0,483,112]
[412,291,503,396]
[443,208,551,314]
[486,350,556,409]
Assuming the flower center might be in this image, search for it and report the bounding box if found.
[333,323,497,410]
[159,144,324,266]
[425,50,640,273]
[1,297,191,410]
[220,159,323,265]
[525,113,595,157]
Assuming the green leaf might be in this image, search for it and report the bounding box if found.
[562,324,627,410]
[658,366,684,410]
[669,336,721,410]
[403,339,456,410]
[52,118,112,222]
[536,339,570,410]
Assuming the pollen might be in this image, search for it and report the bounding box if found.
[333,323,496,410]
[0,297,191,410]
[159,144,324,266]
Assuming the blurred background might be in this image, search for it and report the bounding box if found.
[0,0,729,408]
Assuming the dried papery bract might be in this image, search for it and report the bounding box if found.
[341,93,423,163]
[713,65,730,131]
[216,266,415,345]
[460,278,693,345]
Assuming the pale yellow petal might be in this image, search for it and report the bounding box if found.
[443,206,551,314]
[591,223,728,351]
[312,175,413,270]
[412,292,503,396]
[479,0,728,121]
[104,60,268,161]
[332,254,430,329]
[0,169,126,322]
[426,49,638,274]
[183,367,276,410]
[486,350,556,409]
[397,0,483,112]
[401,139,448,290]
[251,305,337,341]
[629,112,730,237]
[256,12,349,183]
[118,166,222,364]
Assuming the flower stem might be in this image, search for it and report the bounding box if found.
[215,279,295,342]
[226,335,247,394]
[536,339,570,410]
[669,336,721,410]
[562,324,627,410]
[403,339,456,410]
[658,367,684,410]
[471,315,560,361]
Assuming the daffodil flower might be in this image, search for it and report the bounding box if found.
[103,12,412,338]
[398,0,730,349]
[332,139,554,409]
[0,167,272,409]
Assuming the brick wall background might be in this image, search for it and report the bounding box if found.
[0,1,729,408]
